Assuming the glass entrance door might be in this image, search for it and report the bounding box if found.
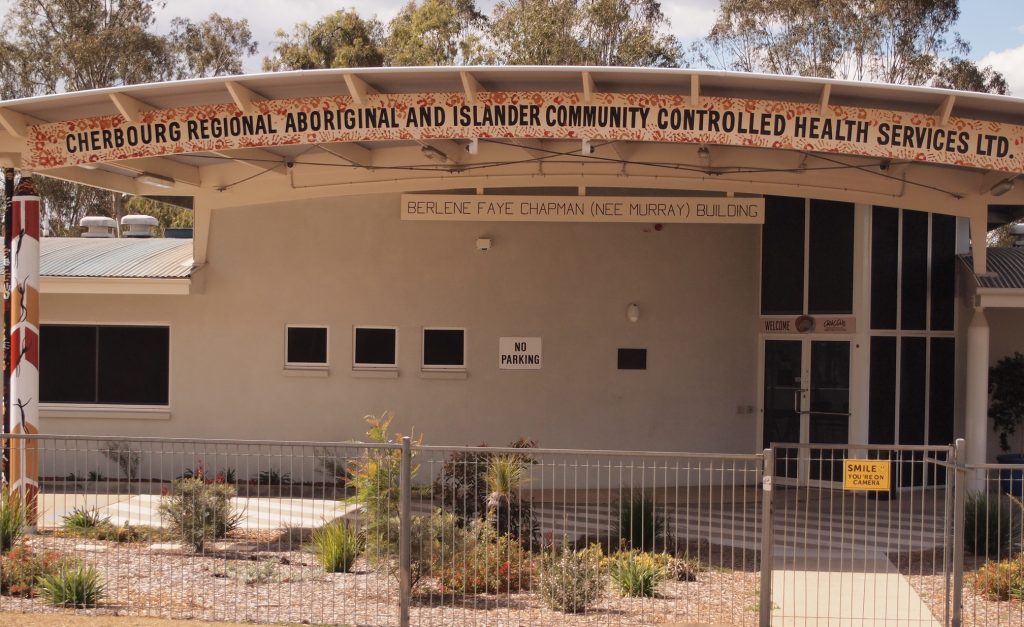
[762,338,851,483]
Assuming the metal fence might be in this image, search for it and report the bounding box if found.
[0,434,765,626]
[5,434,1024,626]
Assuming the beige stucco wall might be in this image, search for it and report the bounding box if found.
[39,193,762,453]
[985,307,1024,457]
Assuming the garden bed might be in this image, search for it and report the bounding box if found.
[0,534,760,626]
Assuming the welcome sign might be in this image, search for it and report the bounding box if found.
[25,91,1024,174]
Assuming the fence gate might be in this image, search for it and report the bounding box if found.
[764,443,956,626]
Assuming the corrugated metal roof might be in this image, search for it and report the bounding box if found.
[960,248,1024,289]
[40,238,193,279]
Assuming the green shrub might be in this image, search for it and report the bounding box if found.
[435,518,533,594]
[253,469,291,486]
[964,491,1023,558]
[158,477,242,551]
[310,521,360,573]
[0,487,26,553]
[662,554,703,582]
[537,544,605,613]
[37,563,105,608]
[614,495,664,552]
[607,551,667,597]
[350,413,420,565]
[62,507,110,532]
[974,555,1024,601]
[0,545,68,597]
[226,561,279,585]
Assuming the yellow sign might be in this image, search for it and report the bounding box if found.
[843,460,891,491]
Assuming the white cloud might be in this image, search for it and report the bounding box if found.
[664,0,719,41]
[980,45,1024,96]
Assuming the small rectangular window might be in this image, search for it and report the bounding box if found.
[353,327,397,368]
[422,328,465,370]
[286,326,328,367]
[617,348,647,370]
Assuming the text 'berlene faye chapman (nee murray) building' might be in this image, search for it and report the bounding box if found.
[2,66,1023,487]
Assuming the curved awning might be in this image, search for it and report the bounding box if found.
[0,66,1021,270]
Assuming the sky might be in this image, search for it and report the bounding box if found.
[5,0,1024,94]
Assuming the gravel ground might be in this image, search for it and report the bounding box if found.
[0,535,760,627]
[892,550,1024,627]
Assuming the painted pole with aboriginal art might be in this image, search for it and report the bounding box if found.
[8,175,39,519]
[2,168,13,484]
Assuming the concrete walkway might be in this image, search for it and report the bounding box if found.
[770,553,941,626]
[38,493,355,530]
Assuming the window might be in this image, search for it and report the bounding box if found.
[353,327,397,369]
[422,328,465,370]
[285,326,328,368]
[617,348,647,370]
[40,324,169,406]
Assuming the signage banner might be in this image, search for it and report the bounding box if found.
[761,316,856,334]
[24,91,1024,174]
[499,337,542,369]
[402,194,764,224]
[844,459,891,491]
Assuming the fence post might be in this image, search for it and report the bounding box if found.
[760,448,774,627]
[399,436,412,627]
[952,438,966,627]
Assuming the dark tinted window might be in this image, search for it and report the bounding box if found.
[901,211,929,330]
[423,329,465,367]
[286,327,327,364]
[871,207,899,329]
[40,325,168,405]
[929,338,955,445]
[98,327,169,405]
[930,214,956,331]
[899,337,927,445]
[354,328,397,366]
[869,336,897,444]
[760,196,805,315]
[617,348,647,370]
[40,325,97,403]
[808,200,854,314]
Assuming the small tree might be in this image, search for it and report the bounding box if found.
[991,353,1024,452]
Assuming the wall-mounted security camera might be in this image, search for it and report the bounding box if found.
[476,237,492,252]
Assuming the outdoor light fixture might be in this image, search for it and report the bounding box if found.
[697,145,711,163]
[991,177,1016,197]
[626,303,640,323]
[475,237,492,252]
[581,139,594,155]
[421,145,449,163]
[467,138,479,155]
[135,172,175,189]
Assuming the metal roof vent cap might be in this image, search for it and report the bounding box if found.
[79,215,117,238]
[121,214,159,238]
[1010,223,1024,247]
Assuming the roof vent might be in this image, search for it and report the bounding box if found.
[121,214,159,238]
[79,216,117,238]
[1011,223,1024,247]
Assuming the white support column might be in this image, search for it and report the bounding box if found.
[965,307,990,485]
[849,204,872,447]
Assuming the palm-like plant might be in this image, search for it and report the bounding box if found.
[485,455,528,534]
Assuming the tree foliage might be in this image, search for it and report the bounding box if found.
[701,0,1006,92]
[387,0,492,66]
[263,9,385,71]
[490,0,682,66]
[0,1,255,233]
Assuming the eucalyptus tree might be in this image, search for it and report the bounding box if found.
[386,0,493,66]
[262,9,386,71]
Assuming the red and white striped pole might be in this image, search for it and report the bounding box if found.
[9,175,39,520]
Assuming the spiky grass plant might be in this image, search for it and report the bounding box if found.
[0,486,26,553]
[62,507,111,533]
[37,563,105,608]
[310,521,360,573]
[608,551,667,597]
